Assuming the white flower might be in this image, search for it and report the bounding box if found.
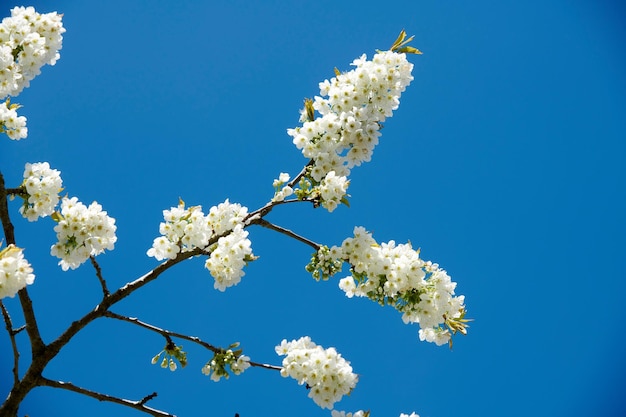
[0,244,35,299]
[0,100,26,140]
[400,413,420,417]
[337,227,468,345]
[287,51,413,185]
[19,162,62,220]
[50,197,117,270]
[206,199,248,235]
[205,225,254,291]
[318,171,349,212]
[276,336,358,409]
[0,7,65,98]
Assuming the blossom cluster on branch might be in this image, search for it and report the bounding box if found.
[285,50,414,212]
[0,244,35,298]
[0,6,64,141]
[307,226,469,347]
[276,336,358,410]
[147,199,256,291]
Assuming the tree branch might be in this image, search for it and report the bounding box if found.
[252,218,320,250]
[90,256,109,297]
[38,377,175,417]
[0,171,46,357]
[0,300,21,385]
[102,310,282,371]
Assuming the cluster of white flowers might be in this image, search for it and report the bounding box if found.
[271,172,294,202]
[276,336,358,409]
[0,99,26,139]
[0,6,65,98]
[318,171,349,212]
[147,200,255,291]
[50,197,117,271]
[205,225,254,291]
[18,162,62,221]
[307,226,468,346]
[147,199,249,261]
[286,51,412,211]
[0,244,35,299]
[201,348,250,382]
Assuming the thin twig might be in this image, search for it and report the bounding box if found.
[253,218,320,250]
[90,256,109,297]
[0,301,20,384]
[102,311,282,371]
[38,377,175,417]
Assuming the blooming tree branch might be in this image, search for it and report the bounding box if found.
[0,5,467,416]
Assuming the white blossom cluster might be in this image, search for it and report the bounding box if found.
[0,99,26,139]
[287,51,413,210]
[307,226,467,346]
[318,171,349,212]
[147,200,255,291]
[271,172,294,202]
[275,336,358,410]
[205,225,254,291]
[18,162,62,221]
[50,197,117,271]
[0,244,34,299]
[0,6,65,98]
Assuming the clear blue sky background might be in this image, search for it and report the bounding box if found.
[1,1,625,416]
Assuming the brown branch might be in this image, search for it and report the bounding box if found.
[102,311,282,371]
[0,171,46,357]
[0,301,20,385]
[90,256,109,297]
[252,219,320,250]
[0,171,16,245]
[38,377,175,417]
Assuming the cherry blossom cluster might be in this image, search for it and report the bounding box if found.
[0,99,26,140]
[147,200,255,291]
[205,225,254,291]
[0,6,65,98]
[286,51,413,211]
[0,244,35,299]
[271,172,294,202]
[18,162,62,221]
[201,345,250,382]
[306,227,469,347]
[50,197,117,271]
[275,336,358,409]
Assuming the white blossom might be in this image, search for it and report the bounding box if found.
[205,225,254,291]
[19,162,62,220]
[276,336,358,409]
[0,6,65,98]
[0,100,26,139]
[0,244,34,299]
[50,197,117,270]
[337,227,468,345]
[287,51,413,186]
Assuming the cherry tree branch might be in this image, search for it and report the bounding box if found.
[252,218,320,250]
[90,255,109,297]
[0,300,21,384]
[103,310,282,371]
[0,171,46,357]
[38,377,175,417]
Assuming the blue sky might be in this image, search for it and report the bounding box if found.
[1,1,625,416]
